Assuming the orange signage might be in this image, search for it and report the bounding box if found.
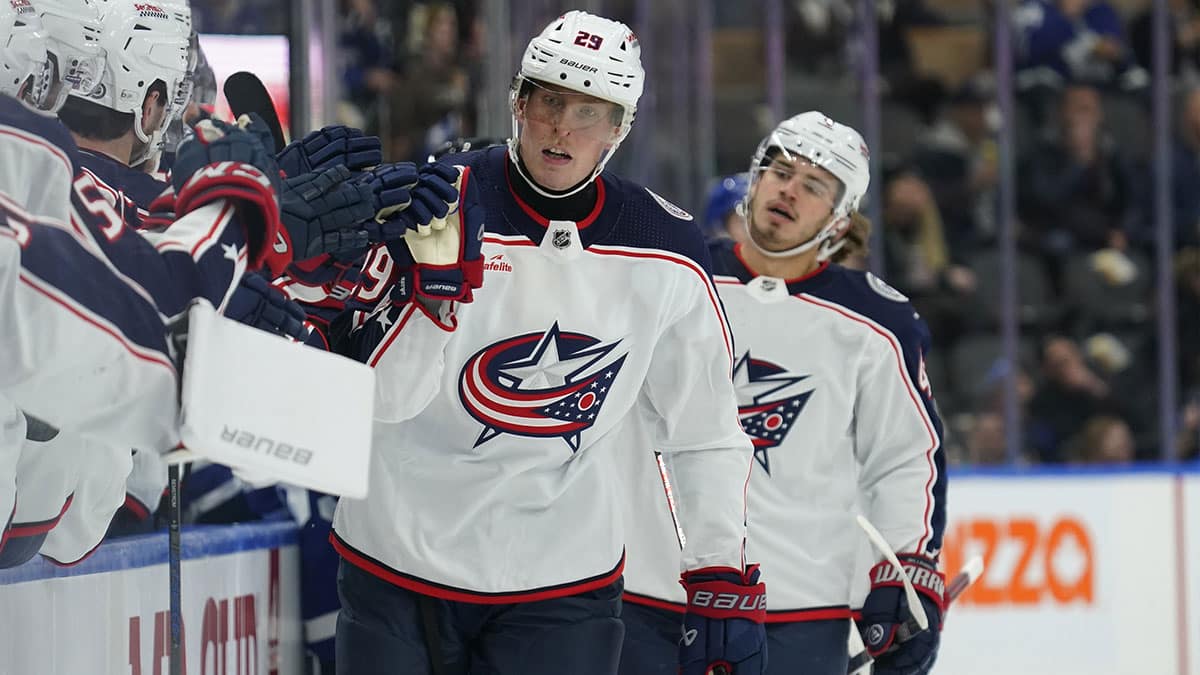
[942,516,1094,606]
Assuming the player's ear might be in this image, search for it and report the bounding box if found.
[141,89,163,133]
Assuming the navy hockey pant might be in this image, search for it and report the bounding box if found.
[335,560,624,675]
[619,600,850,675]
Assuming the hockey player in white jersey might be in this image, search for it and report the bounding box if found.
[331,11,766,675]
[620,112,948,675]
[0,0,299,566]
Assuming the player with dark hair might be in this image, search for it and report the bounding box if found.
[620,112,948,675]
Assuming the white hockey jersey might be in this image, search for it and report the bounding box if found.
[0,93,251,451]
[622,242,946,620]
[332,147,754,602]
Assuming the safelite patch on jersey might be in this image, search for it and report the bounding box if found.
[645,188,693,221]
[866,272,908,302]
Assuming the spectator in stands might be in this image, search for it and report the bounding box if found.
[960,410,1044,466]
[1178,397,1200,461]
[190,0,276,35]
[912,73,999,252]
[1018,83,1133,280]
[387,2,471,162]
[1134,87,1200,249]
[1014,0,1146,90]
[1178,248,1200,393]
[1064,415,1136,464]
[1028,334,1133,462]
[339,0,399,132]
[786,0,855,75]
[881,167,977,350]
[1129,0,1200,79]
[1176,249,1200,461]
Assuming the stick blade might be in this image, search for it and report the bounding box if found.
[222,71,286,152]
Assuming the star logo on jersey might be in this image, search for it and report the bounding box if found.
[734,352,813,475]
[458,323,628,451]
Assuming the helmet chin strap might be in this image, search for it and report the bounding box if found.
[744,211,837,260]
[505,139,619,200]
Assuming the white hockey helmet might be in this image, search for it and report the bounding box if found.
[0,0,54,109]
[508,10,644,198]
[35,0,109,112]
[746,111,871,261]
[72,0,192,160]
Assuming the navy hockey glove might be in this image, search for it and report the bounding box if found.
[225,273,310,341]
[359,161,421,231]
[385,165,485,304]
[172,114,281,196]
[172,117,282,270]
[277,165,373,273]
[275,125,382,178]
[858,554,945,675]
[679,565,767,675]
[365,162,459,242]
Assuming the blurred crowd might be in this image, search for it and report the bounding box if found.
[195,0,1200,467]
[777,0,1200,467]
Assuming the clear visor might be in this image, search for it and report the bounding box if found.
[752,151,842,207]
[517,79,623,143]
[168,74,193,122]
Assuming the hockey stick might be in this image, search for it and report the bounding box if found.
[222,71,286,153]
[857,515,928,630]
[165,311,192,675]
[167,459,184,675]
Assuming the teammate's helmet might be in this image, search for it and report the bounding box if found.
[702,173,751,240]
[36,0,108,112]
[508,10,644,198]
[0,0,54,109]
[747,111,871,261]
[71,0,192,161]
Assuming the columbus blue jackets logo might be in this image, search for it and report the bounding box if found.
[459,323,628,451]
[734,352,813,475]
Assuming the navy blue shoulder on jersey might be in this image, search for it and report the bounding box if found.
[709,239,750,280]
[76,149,168,209]
[0,94,80,175]
[442,146,713,273]
[597,171,713,272]
[799,267,930,345]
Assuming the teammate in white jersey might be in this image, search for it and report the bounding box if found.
[330,11,766,675]
[620,112,948,675]
[0,0,294,566]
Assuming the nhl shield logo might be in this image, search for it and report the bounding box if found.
[551,228,572,249]
[760,279,778,293]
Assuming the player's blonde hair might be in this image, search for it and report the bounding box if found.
[830,211,872,264]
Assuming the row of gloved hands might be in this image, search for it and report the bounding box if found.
[167,115,485,320]
[679,554,944,675]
